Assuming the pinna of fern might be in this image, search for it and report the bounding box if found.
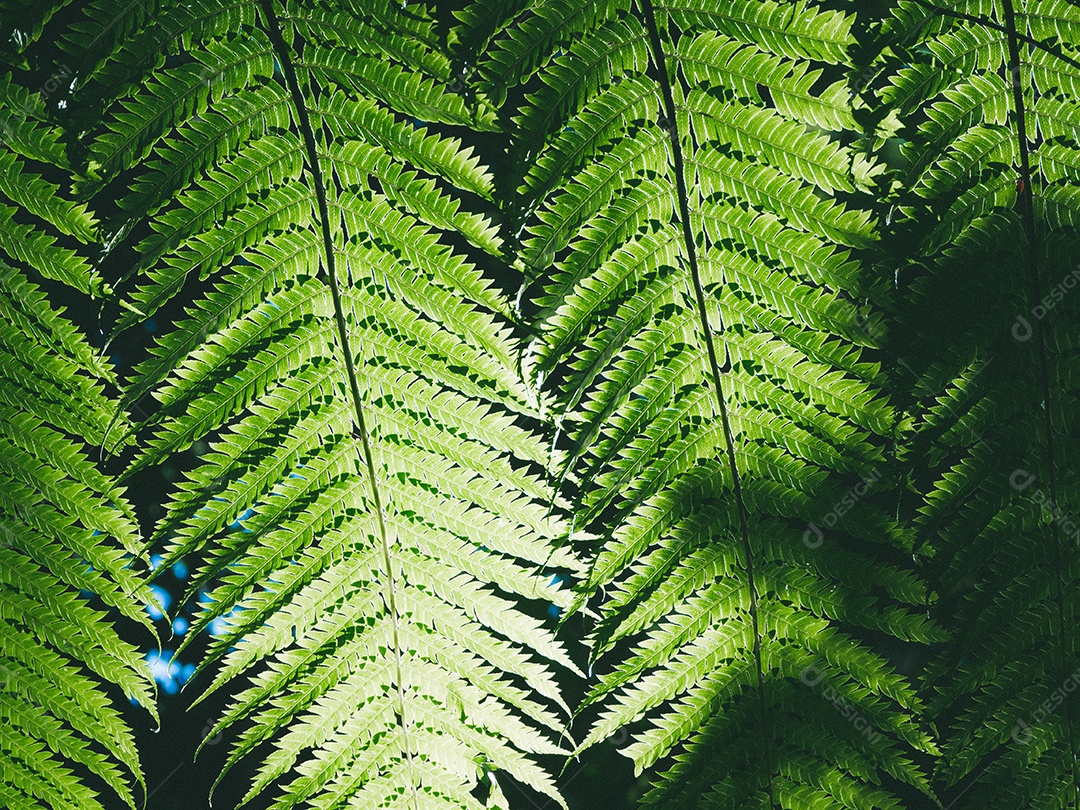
[63,0,581,808]
[468,0,945,807]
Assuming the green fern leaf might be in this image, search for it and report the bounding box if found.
[863,1,1080,806]
[0,65,156,809]
[480,0,941,806]
[71,2,581,807]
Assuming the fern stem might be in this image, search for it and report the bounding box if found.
[256,2,420,805]
[1001,0,1080,804]
[636,1,776,805]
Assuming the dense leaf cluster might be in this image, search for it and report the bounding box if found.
[0,1,1078,808]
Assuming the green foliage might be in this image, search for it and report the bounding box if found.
[0,47,157,810]
[1,0,1079,809]
[59,1,580,808]
[475,1,942,806]
[860,1,1080,807]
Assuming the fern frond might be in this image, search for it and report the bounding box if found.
[0,62,156,808]
[865,1,1080,806]
[482,0,940,805]
[71,1,579,807]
